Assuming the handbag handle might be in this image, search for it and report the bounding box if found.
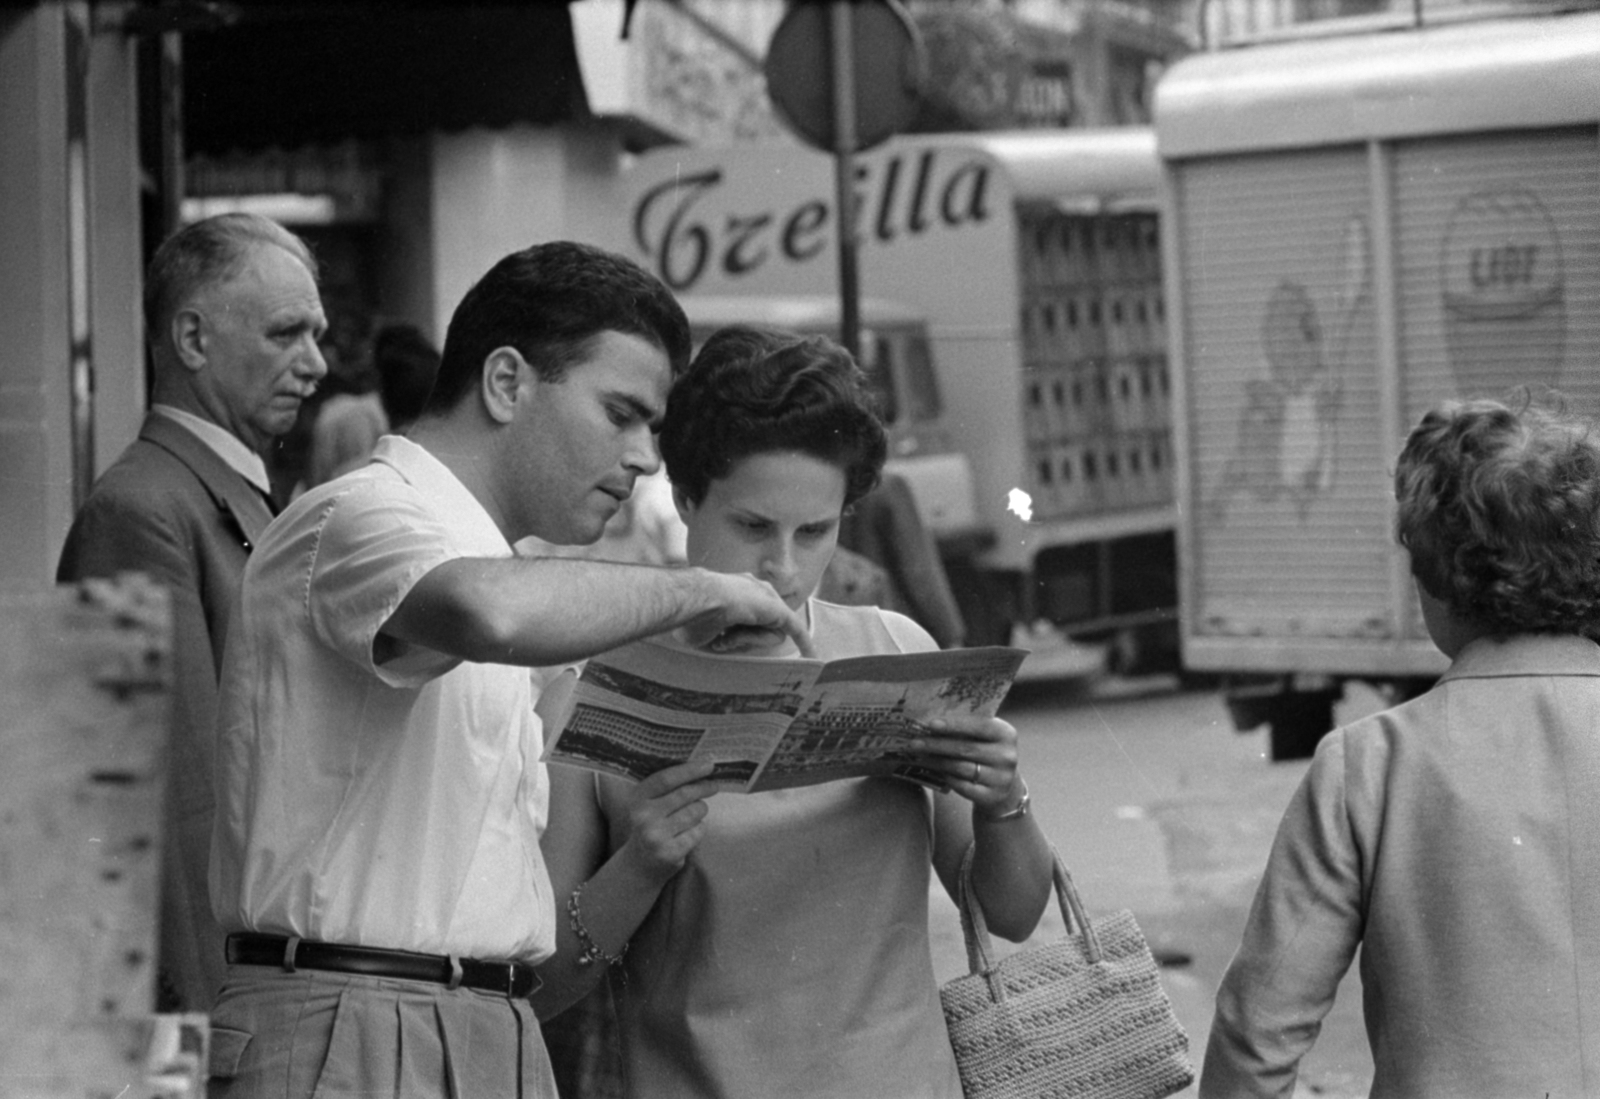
[955,843,1102,1001]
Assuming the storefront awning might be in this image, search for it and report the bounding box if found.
[181,3,591,156]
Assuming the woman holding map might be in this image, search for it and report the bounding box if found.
[534,325,1053,1098]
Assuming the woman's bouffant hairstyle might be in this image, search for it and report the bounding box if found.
[1395,393,1600,636]
[659,325,887,508]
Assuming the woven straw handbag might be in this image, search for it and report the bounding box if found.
[940,846,1194,1099]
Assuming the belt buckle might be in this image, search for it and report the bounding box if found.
[508,961,541,999]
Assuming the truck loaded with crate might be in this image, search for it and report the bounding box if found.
[624,129,1177,677]
[1156,2,1600,756]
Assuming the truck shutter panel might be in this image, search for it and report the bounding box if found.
[1176,146,1393,640]
[1391,126,1600,640]
[1393,126,1600,428]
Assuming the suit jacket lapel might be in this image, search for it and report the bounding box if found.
[139,413,276,551]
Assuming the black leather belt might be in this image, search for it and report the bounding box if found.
[226,933,541,998]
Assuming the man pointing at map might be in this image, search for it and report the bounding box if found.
[205,243,808,1099]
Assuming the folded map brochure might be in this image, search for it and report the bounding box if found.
[538,640,1028,793]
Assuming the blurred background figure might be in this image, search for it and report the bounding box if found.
[828,470,967,649]
[302,322,441,490]
[372,322,442,435]
[517,468,686,569]
[304,389,384,489]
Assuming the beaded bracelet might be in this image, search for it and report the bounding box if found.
[568,882,628,968]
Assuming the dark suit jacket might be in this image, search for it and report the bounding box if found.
[57,411,274,1011]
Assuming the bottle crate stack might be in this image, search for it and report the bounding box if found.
[1018,208,1173,522]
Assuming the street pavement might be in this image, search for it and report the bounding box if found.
[926,673,1388,1099]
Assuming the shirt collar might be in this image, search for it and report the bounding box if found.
[151,404,273,497]
[369,435,512,557]
[1440,633,1600,683]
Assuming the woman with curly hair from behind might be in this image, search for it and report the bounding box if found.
[1201,394,1600,1099]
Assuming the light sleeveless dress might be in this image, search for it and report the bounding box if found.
[595,599,964,1099]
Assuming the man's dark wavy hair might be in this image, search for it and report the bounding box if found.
[1395,392,1600,636]
[659,325,887,508]
[426,241,689,414]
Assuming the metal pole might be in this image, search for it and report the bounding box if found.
[160,30,184,242]
[828,0,860,361]
[65,4,95,508]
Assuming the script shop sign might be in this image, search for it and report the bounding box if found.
[626,138,1006,300]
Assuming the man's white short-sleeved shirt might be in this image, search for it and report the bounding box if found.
[211,435,555,963]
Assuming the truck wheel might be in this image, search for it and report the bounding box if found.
[1266,690,1338,762]
[942,560,1013,647]
[1106,622,1181,677]
[1106,627,1143,677]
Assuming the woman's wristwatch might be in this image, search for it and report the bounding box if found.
[977,777,1031,823]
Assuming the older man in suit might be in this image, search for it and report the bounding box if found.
[206,241,810,1098]
[57,212,327,1012]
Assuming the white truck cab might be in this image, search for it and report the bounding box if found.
[628,129,1175,672]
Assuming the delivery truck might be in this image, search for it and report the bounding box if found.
[625,129,1177,675]
[1157,2,1600,756]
